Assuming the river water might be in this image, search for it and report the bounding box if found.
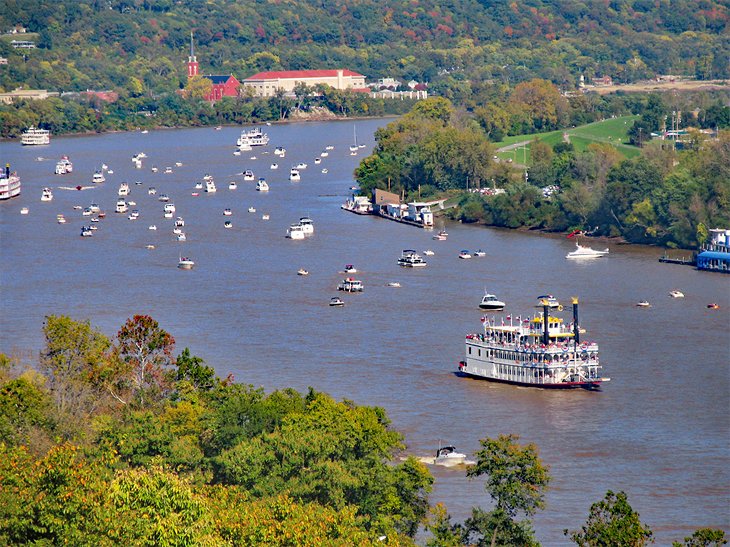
[1,120,728,545]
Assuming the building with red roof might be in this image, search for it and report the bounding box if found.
[186,32,240,102]
[243,69,366,97]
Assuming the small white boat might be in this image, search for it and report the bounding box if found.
[228,181,237,190]
[386,282,401,288]
[248,206,256,213]
[80,226,93,237]
[128,210,140,220]
[479,293,505,312]
[164,203,176,213]
[423,249,434,256]
[669,290,685,298]
[223,208,232,216]
[262,214,270,220]
[270,163,278,170]
[337,277,364,292]
[158,194,170,202]
[177,232,187,241]
[194,181,203,189]
[473,249,486,257]
[329,297,345,307]
[164,211,174,219]
[321,169,328,174]
[433,445,468,467]
[118,182,130,196]
[148,225,157,230]
[224,220,233,229]
[274,147,286,156]
[20,207,29,215]
[320,151,329,157]
[146,244,155,249]
[115,198,128,214]
[92,171,105,184]
[295,162,308,170]
[41,187,53,202]
[177,256,194,269]
[314,158,321,164]
[458,250,472,259]
[299,217,314,235]
[82,208,92,216]
[297,268,309,276]
[90,217,100,223]
[233,150,241,156]
[148,187,157,195]
[89,203,100,213]
[536,295,561,309]
[566,243,609,259]
[325,145,334,150]
[344,265,357,273]
[56,214,67,224]
[141,130,149,134]
[174,217,185,227]
[164,167,173,174]
[107,169,114,175]
[289,168,300,182]
[636,300,651,307]
[151,166,158,173]
[286,223,305,240]
[243,170,255,181]
[173,227,183,235]
[256,178,269,192]
[433,229,448,241]
[175,162,182,167]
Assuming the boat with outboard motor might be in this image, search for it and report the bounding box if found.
[458,297,608,390]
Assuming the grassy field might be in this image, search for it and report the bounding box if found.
[494,115,641,164]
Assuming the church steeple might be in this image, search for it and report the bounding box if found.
[187,31,199,78]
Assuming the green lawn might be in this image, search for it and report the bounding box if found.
[494,115,640,164]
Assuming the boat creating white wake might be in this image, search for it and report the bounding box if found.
[458,297,609,390]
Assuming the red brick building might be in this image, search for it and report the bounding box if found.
[187,32,240,102]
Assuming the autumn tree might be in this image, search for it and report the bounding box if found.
[565,490,654,546]
[466,434,551,547]
[184,75,213,100]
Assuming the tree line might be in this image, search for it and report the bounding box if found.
[1,314,726,545]
[355,90,730,249]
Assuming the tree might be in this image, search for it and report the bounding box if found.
[565,490,654,546]
[174,348,216,392]
[466,434,551,547]
[672,528,727,547]
[185,75,213,100]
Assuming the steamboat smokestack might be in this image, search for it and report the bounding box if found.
[572,297,580,346]
[542,300,550,345]
[5,163,9,178]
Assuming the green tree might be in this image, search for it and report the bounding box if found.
[673,528,727,547]
[565,490,654,546]
[466,434,551,547]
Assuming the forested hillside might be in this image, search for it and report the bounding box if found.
[0,0,727,98]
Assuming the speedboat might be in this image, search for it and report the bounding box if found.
[459,250,472,259]
[262,214,270,220]
[270,163,278,170]
[337,277,363,292]
[636,301,651,307]
[329,297,345,307]
[297,268,309,276]
[536,295,561,309]
[479,293,505,311]
[314,157,321,164]
[256,178,269,192]
[224,220,233,229]
[343,265,357,273]
[434,445,468,466]
[41,187,53,201]
[566,243,609,259]
[386,282,401,288]
[223,208,232,216]
[164,167,173,174]
[289,168,300,182]
[248,206,256,213]
[20,207,29,215]
[398,249,427,267]
[423,249,434,256]
[228,181,237,190]
[669,290,684,298]
[433,229,448,241]
[473,249,486,257]
[243,170,255,181]
[177,256,194,269]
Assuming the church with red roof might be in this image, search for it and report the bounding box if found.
[186,33,240,102]
[242,69,366,97]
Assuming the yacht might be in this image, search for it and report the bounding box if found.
[205,178,217,193]
[397,250,427,267]
[434,445,468,466]
[566,243,609,259]
[228,181,237,190]
[669,290,685,298]
[337,277,364,292]
[92,171,105,184]
[54,156,73,175]
[298,217,314,235]
[256,178,269,192]
[478,293,506,312]
[0,164,21,200]
[286,223,306,240]
[459,250,472,259]
[289,168,301,182]
[243,170,255,181]
[115,198,128,213]
[40,187,53,202]
[177,256,195,269]
[236,127,269,147]
[118,182,130,196]
[21,127,51,145]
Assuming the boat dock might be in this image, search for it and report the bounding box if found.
[658,254,696,266]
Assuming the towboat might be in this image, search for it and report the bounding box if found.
[458,297,609,390]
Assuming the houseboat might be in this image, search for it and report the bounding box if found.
[397,249,428,267]
[696,229,730,274]
[21,126,50,145]
[337,278,364,292]
[0,164,21,200]
[458,298,609,390]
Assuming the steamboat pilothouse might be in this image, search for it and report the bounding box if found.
[458,298,609,390]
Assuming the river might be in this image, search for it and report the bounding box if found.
[1,119,728,545]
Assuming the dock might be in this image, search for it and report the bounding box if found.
[658,254,696,266]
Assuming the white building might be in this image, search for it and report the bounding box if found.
[242,69,366,98]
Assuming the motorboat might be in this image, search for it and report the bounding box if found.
[536,295,561,309]
[669,290,685,298]
[274,147,286,156]
[205,178,217,193]
[233,150,241,156]
[566,243,609,259]
[164,203,176,213]
[164,211,173,219]
[256,178,269,192]
[151,166,158,173]
[386,282,401,288]
[243,170,255,181]
[148,187,157,195]
[228,181,237,190]
[128,210,140,221]
[224,220,233,229]
[298,217,314,235]
[177,232,187,241]
[458,250,472,259]
[82,207,92,216]
[248,206,256,213]
[115,198,128,213]
[479,293,505,311]
[320,151,329,157]
[89,203,100,213]
[286,223,305,240]
[118,182,130,196]
[432,229,448,241]
[90,217,100,223]
[397,249,427,267]
[314,158,321,164]
[707,303,720,309]
[329,297,345,307]
[41,187,53,202]
[636,301,651,307]
[433,445,468,466]
[177,256,195,269]
[54,156,73,175]
[20,207,29,215]
[148,225,157,230]
[158,194,170,202]
[337,277,363,292]
[289,168,301,182]
[343,265,357,273]
[164,167,173,174]
[262,214,270,220]
[57,214,67,224]
[174,217,185,227]
[321,169,328,174]
[145,244,155,250]
[473,249,486,257]
[173,227,183,235]
[223,208,232,216]
[270,163,278,170]
[80,226,93,237]
[295,162,308,170]
[194,181,203,189]
[325,145,334,150]
[92,171,105,184]
[297,268,309,276]
[423,249,434,256]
